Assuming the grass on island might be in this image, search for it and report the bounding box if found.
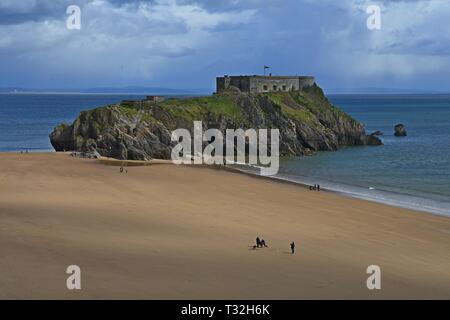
[93,87,360,130]
[158,94,247,123]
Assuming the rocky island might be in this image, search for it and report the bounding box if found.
[50,84,382,160]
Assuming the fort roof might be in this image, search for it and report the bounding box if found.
[222,75,314,79]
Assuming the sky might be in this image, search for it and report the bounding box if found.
[0,0,449,92]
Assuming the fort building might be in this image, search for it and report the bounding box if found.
[216,75,315,94]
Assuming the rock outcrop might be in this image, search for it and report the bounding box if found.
[365,132,384,146]
[370,130,384,136]
[50,85,382,160]
[394,124,407,137]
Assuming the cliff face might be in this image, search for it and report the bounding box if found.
[49,85,382,160]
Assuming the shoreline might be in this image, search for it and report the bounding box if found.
[95,156,450,218]
[195,162,450,218]
[267,172,450,218]
[3,151,448,218]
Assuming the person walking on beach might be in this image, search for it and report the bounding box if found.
[290,242,295,254]
[317,185,321,191]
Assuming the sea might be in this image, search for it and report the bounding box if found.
[1,93,449,216]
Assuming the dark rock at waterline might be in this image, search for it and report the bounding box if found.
[370,130,384,136]
[365,133,384,146]
[394,124,407,137]
[50,85,383,160]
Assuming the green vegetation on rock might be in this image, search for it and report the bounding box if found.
[158,94,245,122]
[50,86,382,161]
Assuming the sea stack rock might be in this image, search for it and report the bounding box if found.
[394,124,407,137]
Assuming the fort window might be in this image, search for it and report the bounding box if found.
[282,85,287,91]
[263,85,268,91]
[273,85,277,91]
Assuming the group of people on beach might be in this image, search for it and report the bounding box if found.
[254,237,296,254]
[255,237,268,248]
[309,184,321,191]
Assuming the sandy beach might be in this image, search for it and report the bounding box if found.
[0,152,449,299]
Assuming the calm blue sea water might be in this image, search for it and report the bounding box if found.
[0,93,146,152]
[277,94,450,216]
[1,93,449,215]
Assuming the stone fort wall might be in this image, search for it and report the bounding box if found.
[216,75,315,93]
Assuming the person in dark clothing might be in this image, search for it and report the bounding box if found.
[256,237,262,248]
[290,242,295,254]
[261,239,268,247]
[317,185,321,191]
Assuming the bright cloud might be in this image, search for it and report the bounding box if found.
[0,0,449,91]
